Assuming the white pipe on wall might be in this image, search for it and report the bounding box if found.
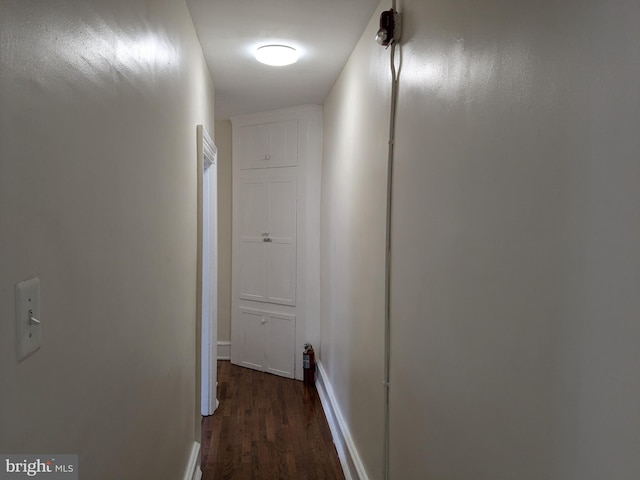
[383,2,400,479]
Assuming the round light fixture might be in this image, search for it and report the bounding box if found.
[255,45,298,66]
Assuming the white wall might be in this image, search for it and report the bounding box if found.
[322,0,640,479]
[214,120,232,344]
[321,3,390,478]
[0,1,215,479]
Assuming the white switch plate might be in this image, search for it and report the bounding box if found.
[16,277,41,361]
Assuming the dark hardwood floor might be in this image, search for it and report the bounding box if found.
[201,361,345,480]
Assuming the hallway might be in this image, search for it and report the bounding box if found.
[2,1,639,478]
[201,361,345,479]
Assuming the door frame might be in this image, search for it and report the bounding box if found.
[198,125,218,416]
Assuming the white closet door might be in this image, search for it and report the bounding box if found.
[238,180,268,302]
[237,120,298,169]
[236,125,259,169]
[238,308,266,371]
[238,177,296,306]
[237,307,296,378]
[265,312,296,378]
[267,120,298,168]
[267,179,296,305]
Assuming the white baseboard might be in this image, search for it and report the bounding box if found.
[315,361,369,480]
[217,341,231,360]
[183,441,202,480]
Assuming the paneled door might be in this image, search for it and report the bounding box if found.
[237,307,296,378]
[236,120,298,170]
[238,177,297,306]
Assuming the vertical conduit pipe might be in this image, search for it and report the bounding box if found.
[383,2,399,479]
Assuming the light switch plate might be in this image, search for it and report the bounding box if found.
[16,277,41,361]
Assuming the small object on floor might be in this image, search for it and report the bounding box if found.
[303,343,316,386]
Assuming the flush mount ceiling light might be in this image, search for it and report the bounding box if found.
[255,45,298,66]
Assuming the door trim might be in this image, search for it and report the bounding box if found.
[198,125,218,416]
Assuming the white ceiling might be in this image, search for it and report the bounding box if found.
[186,0,381,119]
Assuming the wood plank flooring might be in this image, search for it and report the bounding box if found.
[201,361,345,480]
